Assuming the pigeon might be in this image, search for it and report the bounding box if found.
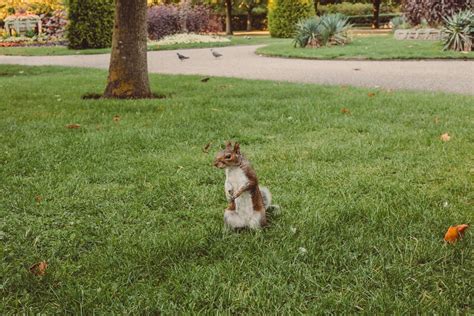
[211,49,222,58]
[177,52,189,61]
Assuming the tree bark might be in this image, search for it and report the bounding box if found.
[225,0,233,35]
[313,0,319,16]
[246,9,252,31]
[104,0,152,98]
[372,0,381,29]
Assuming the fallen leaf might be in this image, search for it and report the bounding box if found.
[457,224,469,236]
[30,261,48,276]
[440,133,451,142]
[444,224,469,243]
[202,142,211,153]
[34,195,42,203]
[66,124,81,129]
[368,92,375,97]
[340,107,351,114]
[353,68,361,71]
[113,115,120,123]
[434,116,439,124]
[201,77,210,82]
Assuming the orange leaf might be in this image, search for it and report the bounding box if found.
[456,224,469,236]
[340,108,351,114]
[444,224,470,243]
[440,133,451,142]
[30,261,48,276]
[66,124,81,129]
[367,92,375,97]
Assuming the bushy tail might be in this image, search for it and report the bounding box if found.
[259,186,272,210]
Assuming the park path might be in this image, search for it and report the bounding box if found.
[1,45,473,95]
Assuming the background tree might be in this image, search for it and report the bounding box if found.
[224,0,233,34]
[104,0,152,98]
[372,0,381,28]
[239,0,267,31]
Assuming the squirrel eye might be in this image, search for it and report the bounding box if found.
[224,154,231,159]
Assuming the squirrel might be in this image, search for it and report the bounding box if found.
[213,141,273,229]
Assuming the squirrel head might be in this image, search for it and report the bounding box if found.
[214,141,241,169]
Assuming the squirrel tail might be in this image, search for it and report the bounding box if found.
[259,186,272,210]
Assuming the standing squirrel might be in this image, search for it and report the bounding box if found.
[213,142,273,229]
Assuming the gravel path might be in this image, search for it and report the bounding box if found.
[1,45,473,94]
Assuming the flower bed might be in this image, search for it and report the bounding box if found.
[149,33,230,45]
[0,35,66,47]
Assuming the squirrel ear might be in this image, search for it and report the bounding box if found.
[225,141,232,149]
[233,142,240,154]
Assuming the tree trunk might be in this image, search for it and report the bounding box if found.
[313,0,319,16]
[104,0,152,99]
[225,0,233,35]
[372,0,381,29]
[246,9,252,31]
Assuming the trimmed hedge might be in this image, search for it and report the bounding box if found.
[67,0,115,49]
[348,13,401,26]
[268,0,314,38]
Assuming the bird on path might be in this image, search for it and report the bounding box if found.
[211,49,222,58]
[177,52,189,61]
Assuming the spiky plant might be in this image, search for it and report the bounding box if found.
[442,10,474,52]
[293,14,351,48]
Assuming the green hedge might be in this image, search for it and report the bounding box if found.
[348,13,401,26]
[67,0,115,49]
[268,0,314,38]
[318,2,398,16]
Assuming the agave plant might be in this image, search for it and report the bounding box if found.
[442,10,474,52]
[293,14,351,48]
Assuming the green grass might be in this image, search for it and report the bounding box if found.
[0,36,283,56]
[257,35,474,60]
[1,65,473,314]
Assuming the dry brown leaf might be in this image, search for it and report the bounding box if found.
[202,142,211,153]
[30,261,48,276]
[66,124,81,129]
[34,195,42,203]
[113,115,121,123]
[440,133,451,142]
[340,108,351,114]
[367,92,375,97]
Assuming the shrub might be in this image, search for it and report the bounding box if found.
[67,0,114,49]
[294,14,352,48]
[390,15,410,31]
[41,9,67,38]
[147,5,180,40]
[442,10,473,51]
[318,2,397,16]
[147,4,221,40]
[402,0,472,26]
[268,0,314,38]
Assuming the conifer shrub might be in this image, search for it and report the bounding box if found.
[268,0,314,38]
[67,0,114,49]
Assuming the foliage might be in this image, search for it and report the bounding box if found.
[147,4,221,41]
[402,0,472,26]
[0,0,64,20]
[67,0,115,49]
[268,0,314,38]
[41,9,67,38]
[442,10,473,52]
[390,15,410,31]
[150,33,231,45]
[319,2,396,16]
[294,14,351,48]
[147,5,180,40]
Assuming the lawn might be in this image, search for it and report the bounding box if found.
[1,65,473,313]
[257,35,474,60]
[0,35,284,56]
